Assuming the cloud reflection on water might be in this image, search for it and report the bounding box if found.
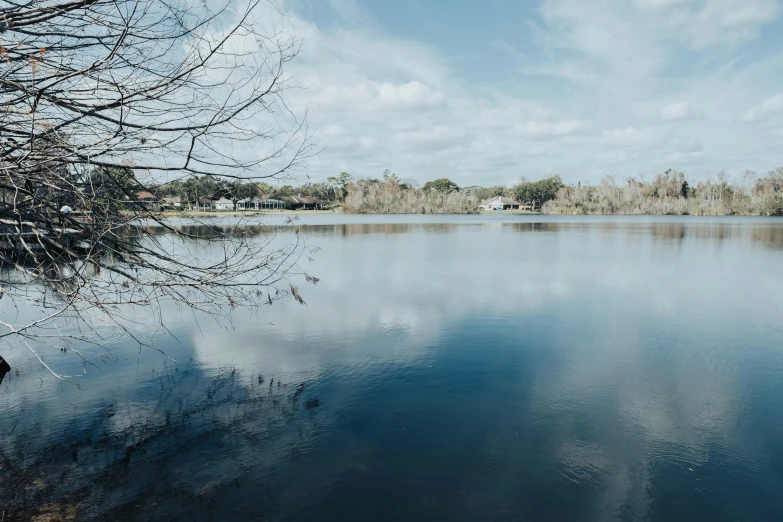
[2,216,783,520]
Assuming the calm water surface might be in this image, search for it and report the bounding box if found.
[2,215,783,521]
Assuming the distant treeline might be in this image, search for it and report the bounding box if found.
[157,174,351,209]
[343,172,478,214]
[155,168,783,216]
[341,171,565,214]
[340,167,783,216]
[544,169,783,216]
[152,170,563,214]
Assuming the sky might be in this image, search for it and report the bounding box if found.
[275,0,783,186]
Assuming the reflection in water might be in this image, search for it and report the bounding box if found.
[2,216,783,521]
[751,225,783,250]
[1,364,322,520]
[149,217,783,252]
[506,219,781,247]
[145,221,465,238]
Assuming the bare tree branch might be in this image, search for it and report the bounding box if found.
[0,0,318,378]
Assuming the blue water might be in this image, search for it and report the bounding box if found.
[2,216,783,521]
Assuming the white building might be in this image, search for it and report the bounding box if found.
[213,198,234,210]
[237,198,286,210]
[479,196,520,211]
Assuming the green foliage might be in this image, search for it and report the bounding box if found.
[161,179,183,198]
[226,181,258,204]
[512,176,563,208]
[422,178,460,193]
[255,182,275,198]
[469,185,507,201]
[164,176,254,208]
[176,176,223,207]
[271,185,296,199]
[325,172,353,201]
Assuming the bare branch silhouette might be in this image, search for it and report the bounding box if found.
[0,0,317,376]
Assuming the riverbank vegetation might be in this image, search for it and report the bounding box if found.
[343,172,479,214]
[154,167,783,217]
[544,169,783,216]
[338,173,567,214]
[158,174,349,210]
[155,171,484,214]
[186,170,559,214]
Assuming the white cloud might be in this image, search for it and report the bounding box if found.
[634,0,693,9]
[743,92,783,121]
[392,126,473,152]
[304,80,445,111]
[267,0,783,185]
[598,150,641,165]
[682,0,781,48]
[522,61,601,85]
[539,0,669,79]
[661,102,691,120]
[601,127,650,146]
[513,120,584,139]
[522,144,551,156]
[628,0,781,48]
[376,81,445,108]
[665,150,703,162]
[275,5,598,185]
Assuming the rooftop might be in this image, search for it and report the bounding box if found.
[482,196,519,205]
[286,195,317,204]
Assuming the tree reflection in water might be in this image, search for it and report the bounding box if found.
[0,363,322,521]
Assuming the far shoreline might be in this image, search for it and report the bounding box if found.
[152,209,781,218]
[157,209,544,218]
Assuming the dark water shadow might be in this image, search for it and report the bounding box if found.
[0,364,322,521]
[143,222,465,238]
[0,356,10,386]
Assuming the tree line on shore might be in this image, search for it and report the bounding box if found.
[543,168,783,216]
[152,172,353,209]
[150,167,783,216]
[338,167,783,215]
[339,171,565,213]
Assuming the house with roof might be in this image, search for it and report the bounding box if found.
[213,198,234,211]
[238,198,285,210]
[134,190,160,211]
[479,196,520,211]
[284,194,332,210]
[284,194,317,210]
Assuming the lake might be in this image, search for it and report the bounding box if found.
[2,215,783,521]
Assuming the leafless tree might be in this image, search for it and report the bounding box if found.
[0,0,318,380]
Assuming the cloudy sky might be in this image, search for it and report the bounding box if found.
[275,0,783,186]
